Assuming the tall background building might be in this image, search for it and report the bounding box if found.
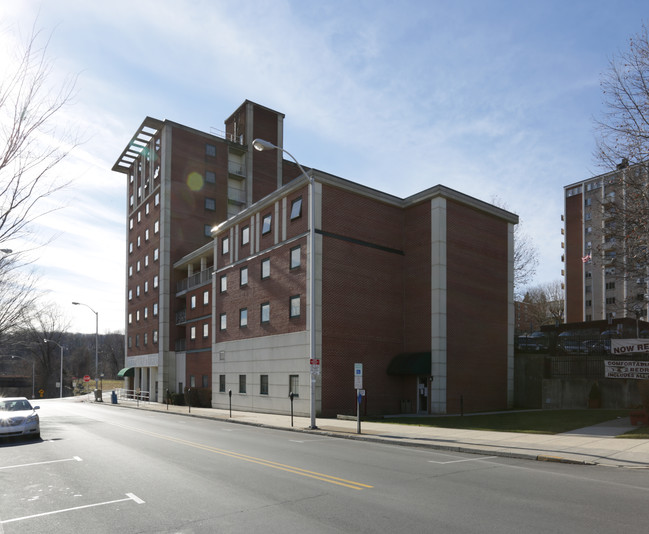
[564,161,649,325]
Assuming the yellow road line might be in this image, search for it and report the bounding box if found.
[109,422,373,490]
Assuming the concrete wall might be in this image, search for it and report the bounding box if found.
[542,378,641,409]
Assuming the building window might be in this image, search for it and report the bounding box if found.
[220,313,227,330]
[128,289,133,300]
[153,303,158,316]
[206,171,216,184]
[203,290,209,305]
[289,374,299,397]
[128,336,132,348]
[262,214,272,235]
[606,297,616,305]
[145,255,149,268]
[129,218,133,230]
[239,308,248,327]
[290,246,301,269]
[204,225,212,238]
[190,295,197,309]
[260,302,270,324]
[154,248,159,261]
[222,236,229,255]
[154,220,159,234]
[128,313,132,324]
[241,225,250,246]
[205,198,216,211]
[129,242,133,254]
[190,326,196,340]
[145,229,150,241]
[129,265,133,277]
[206,143,216,157]
[154,192,160,206]
[261,258,270,279]
[143,333,148,346]
[290,197,302,220]
[219,374,226,392]
[606,281,616,290]
[137,236,141,248]
[136,310,140,322]
[240,266,248,286]
[190,375,196,388]
[154,275,159,288]
[135,334,139,347]
[136,260,141,272]
[290,295,300,318]
[144,307,148,319]
[145,203,150,215]
[220,274,227,293]
[260,375,269,395]
[239,374,246,394]
[586,300,592,307]
[203,323,209,338]
[153,330,158,343]
[136,285,141,297]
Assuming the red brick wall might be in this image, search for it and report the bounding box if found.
[320,186,405,416]
[404,202,432,352]
[445,201,509,413]
[565,193,584,322]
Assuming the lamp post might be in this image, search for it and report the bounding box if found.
[252,138,317,429]
[10,355,35,398]
[44,339,64,398]
[72,301,99,391]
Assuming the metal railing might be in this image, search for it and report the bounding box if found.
[176,268,212,293]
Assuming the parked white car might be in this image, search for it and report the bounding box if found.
[0,397,40,440]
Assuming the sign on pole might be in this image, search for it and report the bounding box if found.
[354,363,363,389]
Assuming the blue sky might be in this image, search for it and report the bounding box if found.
[1,0,647,333]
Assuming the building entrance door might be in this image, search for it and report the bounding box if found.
[417,376,428,413]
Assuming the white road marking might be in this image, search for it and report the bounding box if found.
[0,493,145,524]
[428,456,497,464]
[0,456,83,471]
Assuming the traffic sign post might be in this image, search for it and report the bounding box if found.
[354,363,363,434]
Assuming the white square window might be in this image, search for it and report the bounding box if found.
[203,323,209,338]
[222,236,229,255]
[240,266,248,286]
[154,193,160,206]
[203,290,209,305]
[290,246,301,269]
[190,326,196,340]
[290,197,302,220]
[153,303,158,316]
[261,258,270,279]
[154,275,159,288]
[154,248,159,261]
[240,308,248,327]
[261,302,270,323]
[190,295,197,309]
[220,313,227,330]
[241,226,250,246]
[262,214,272,234]
[290,295,300,318]
[220,274,227,293]
[154,220,159,234]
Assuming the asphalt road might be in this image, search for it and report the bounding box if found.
[2,399,649,533]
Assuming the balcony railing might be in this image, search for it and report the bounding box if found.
[228,161,245,177]
[227,188,247,204]
[176,268,212,294]
[176,308,186,325]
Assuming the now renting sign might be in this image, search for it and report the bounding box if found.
[610,339,649,355]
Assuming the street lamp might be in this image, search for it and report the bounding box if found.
[44,339,64,398]
[72,301,99,391]
[252,138,318,429]
[9,355,35,399]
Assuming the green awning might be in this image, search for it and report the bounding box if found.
[117,367,134,378]
[387,352,431,375]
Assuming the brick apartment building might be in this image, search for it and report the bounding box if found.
[113,100,518,417]
[563,161,649,324]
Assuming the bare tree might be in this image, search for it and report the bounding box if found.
[0,24,78,340]
[0,24,77,249]
[490,196,539,297]
[523,280,565,328]
[592,24,649,313]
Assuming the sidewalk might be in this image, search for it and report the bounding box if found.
[90,395,649,469]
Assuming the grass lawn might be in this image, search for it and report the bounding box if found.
[372,409,635,435]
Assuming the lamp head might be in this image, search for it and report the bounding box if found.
[72,302,79,305]
[252,138,277,152]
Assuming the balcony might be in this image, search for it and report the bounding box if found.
[228,161,246,179]
[227,188,247,205]
[176,308,186,325]
[176,268,212,294]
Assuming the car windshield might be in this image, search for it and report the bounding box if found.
[0,400,32,411]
